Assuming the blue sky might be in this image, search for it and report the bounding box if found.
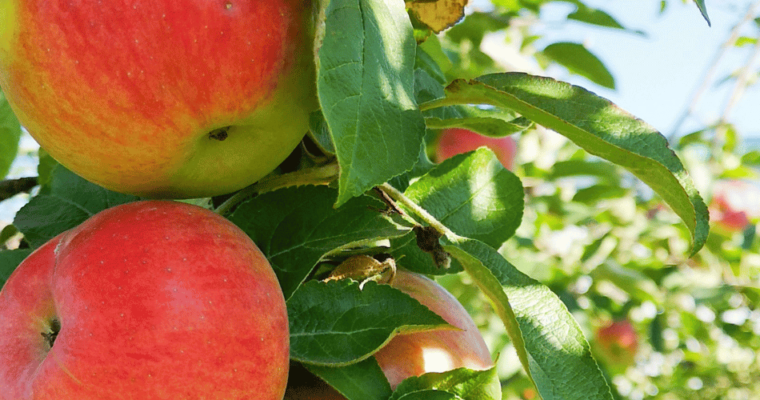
[534,0,760,142]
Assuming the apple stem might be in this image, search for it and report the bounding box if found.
[215,162,340,216]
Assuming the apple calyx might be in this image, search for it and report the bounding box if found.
[41,318,60,349]
[208,127,231,141]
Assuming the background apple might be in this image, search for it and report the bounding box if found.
[709,180,760,233]
[0,201,289,399]
[0,0,317,198]
[435,128,518,170]
[594,320,638,368]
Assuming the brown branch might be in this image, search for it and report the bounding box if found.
[0,177,38,201]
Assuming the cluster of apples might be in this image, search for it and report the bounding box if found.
[0,1,494,399]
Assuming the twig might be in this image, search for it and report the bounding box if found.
[0,177,38,201]
[215,163,340,216]
[668,0,760,141]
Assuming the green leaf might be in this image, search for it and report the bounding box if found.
[317,0,426,206]
[287,279,450,365]
[308,111,336,155]
[390,367,501,400]
[424,106,532,138]
[404,148,524,248]
[421,73,709,255]
[572,185,629,204]
[0,249,32,289]
[444,237,614,400]
[13,167,140,249]
[0,89,22,178]
[548,160,622,185]
[228,185,407,299]
[542,42,615,90]
[36,148,59,192]
[694,0,711,26]
[306,358,393,400]
[567,5,645,35]
[396,391,462,400]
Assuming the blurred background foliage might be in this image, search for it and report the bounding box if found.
[425,0,760,399]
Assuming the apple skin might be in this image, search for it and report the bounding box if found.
[0,0,316,198]
[374,270,493,390]
[594,320,638,368]
[436,128,517,170]
[0,201,289,399]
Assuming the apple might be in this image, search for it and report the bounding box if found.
[374,269,493,389]
[709,180,760,232]
[0,0,317,198]
[283,269,493,397]
[594,320,638,368]
[435,128,518,170]
[0,201,289,399]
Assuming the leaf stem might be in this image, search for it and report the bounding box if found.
[216,163,340,216]
[377,183,453,239]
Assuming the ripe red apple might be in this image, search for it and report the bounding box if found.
[0,0,316,198]
[435,128,518,170]
[709,180,760,232]
[374,269,493,389]
[594,320,638,368]
[0,201,289,399]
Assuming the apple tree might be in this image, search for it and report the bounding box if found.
[0,1,729,399]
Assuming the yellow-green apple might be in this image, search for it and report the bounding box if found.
[594,320,638,368]
[375,269,493,389]
[0,201,289,399]
[0,0,316,198]
[436,128,518,170]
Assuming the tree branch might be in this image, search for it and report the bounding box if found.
[0,177,38,201]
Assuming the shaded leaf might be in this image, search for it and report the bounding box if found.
[14,167,140,249]
[228,185,408,299]
[306,358,393,400]
[0,249,32,289]
[288,279,450,365]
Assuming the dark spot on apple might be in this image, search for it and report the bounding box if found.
[41,318,61,348]
[208,126,231,141]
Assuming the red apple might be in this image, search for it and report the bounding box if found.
[594,320,638,368]
[374,269,493,389]
[436,128,518,170]
[0,0,316,198]
[0,201,289,399]
[710,180,760,232]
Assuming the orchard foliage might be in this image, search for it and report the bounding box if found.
[7,0,760,399]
